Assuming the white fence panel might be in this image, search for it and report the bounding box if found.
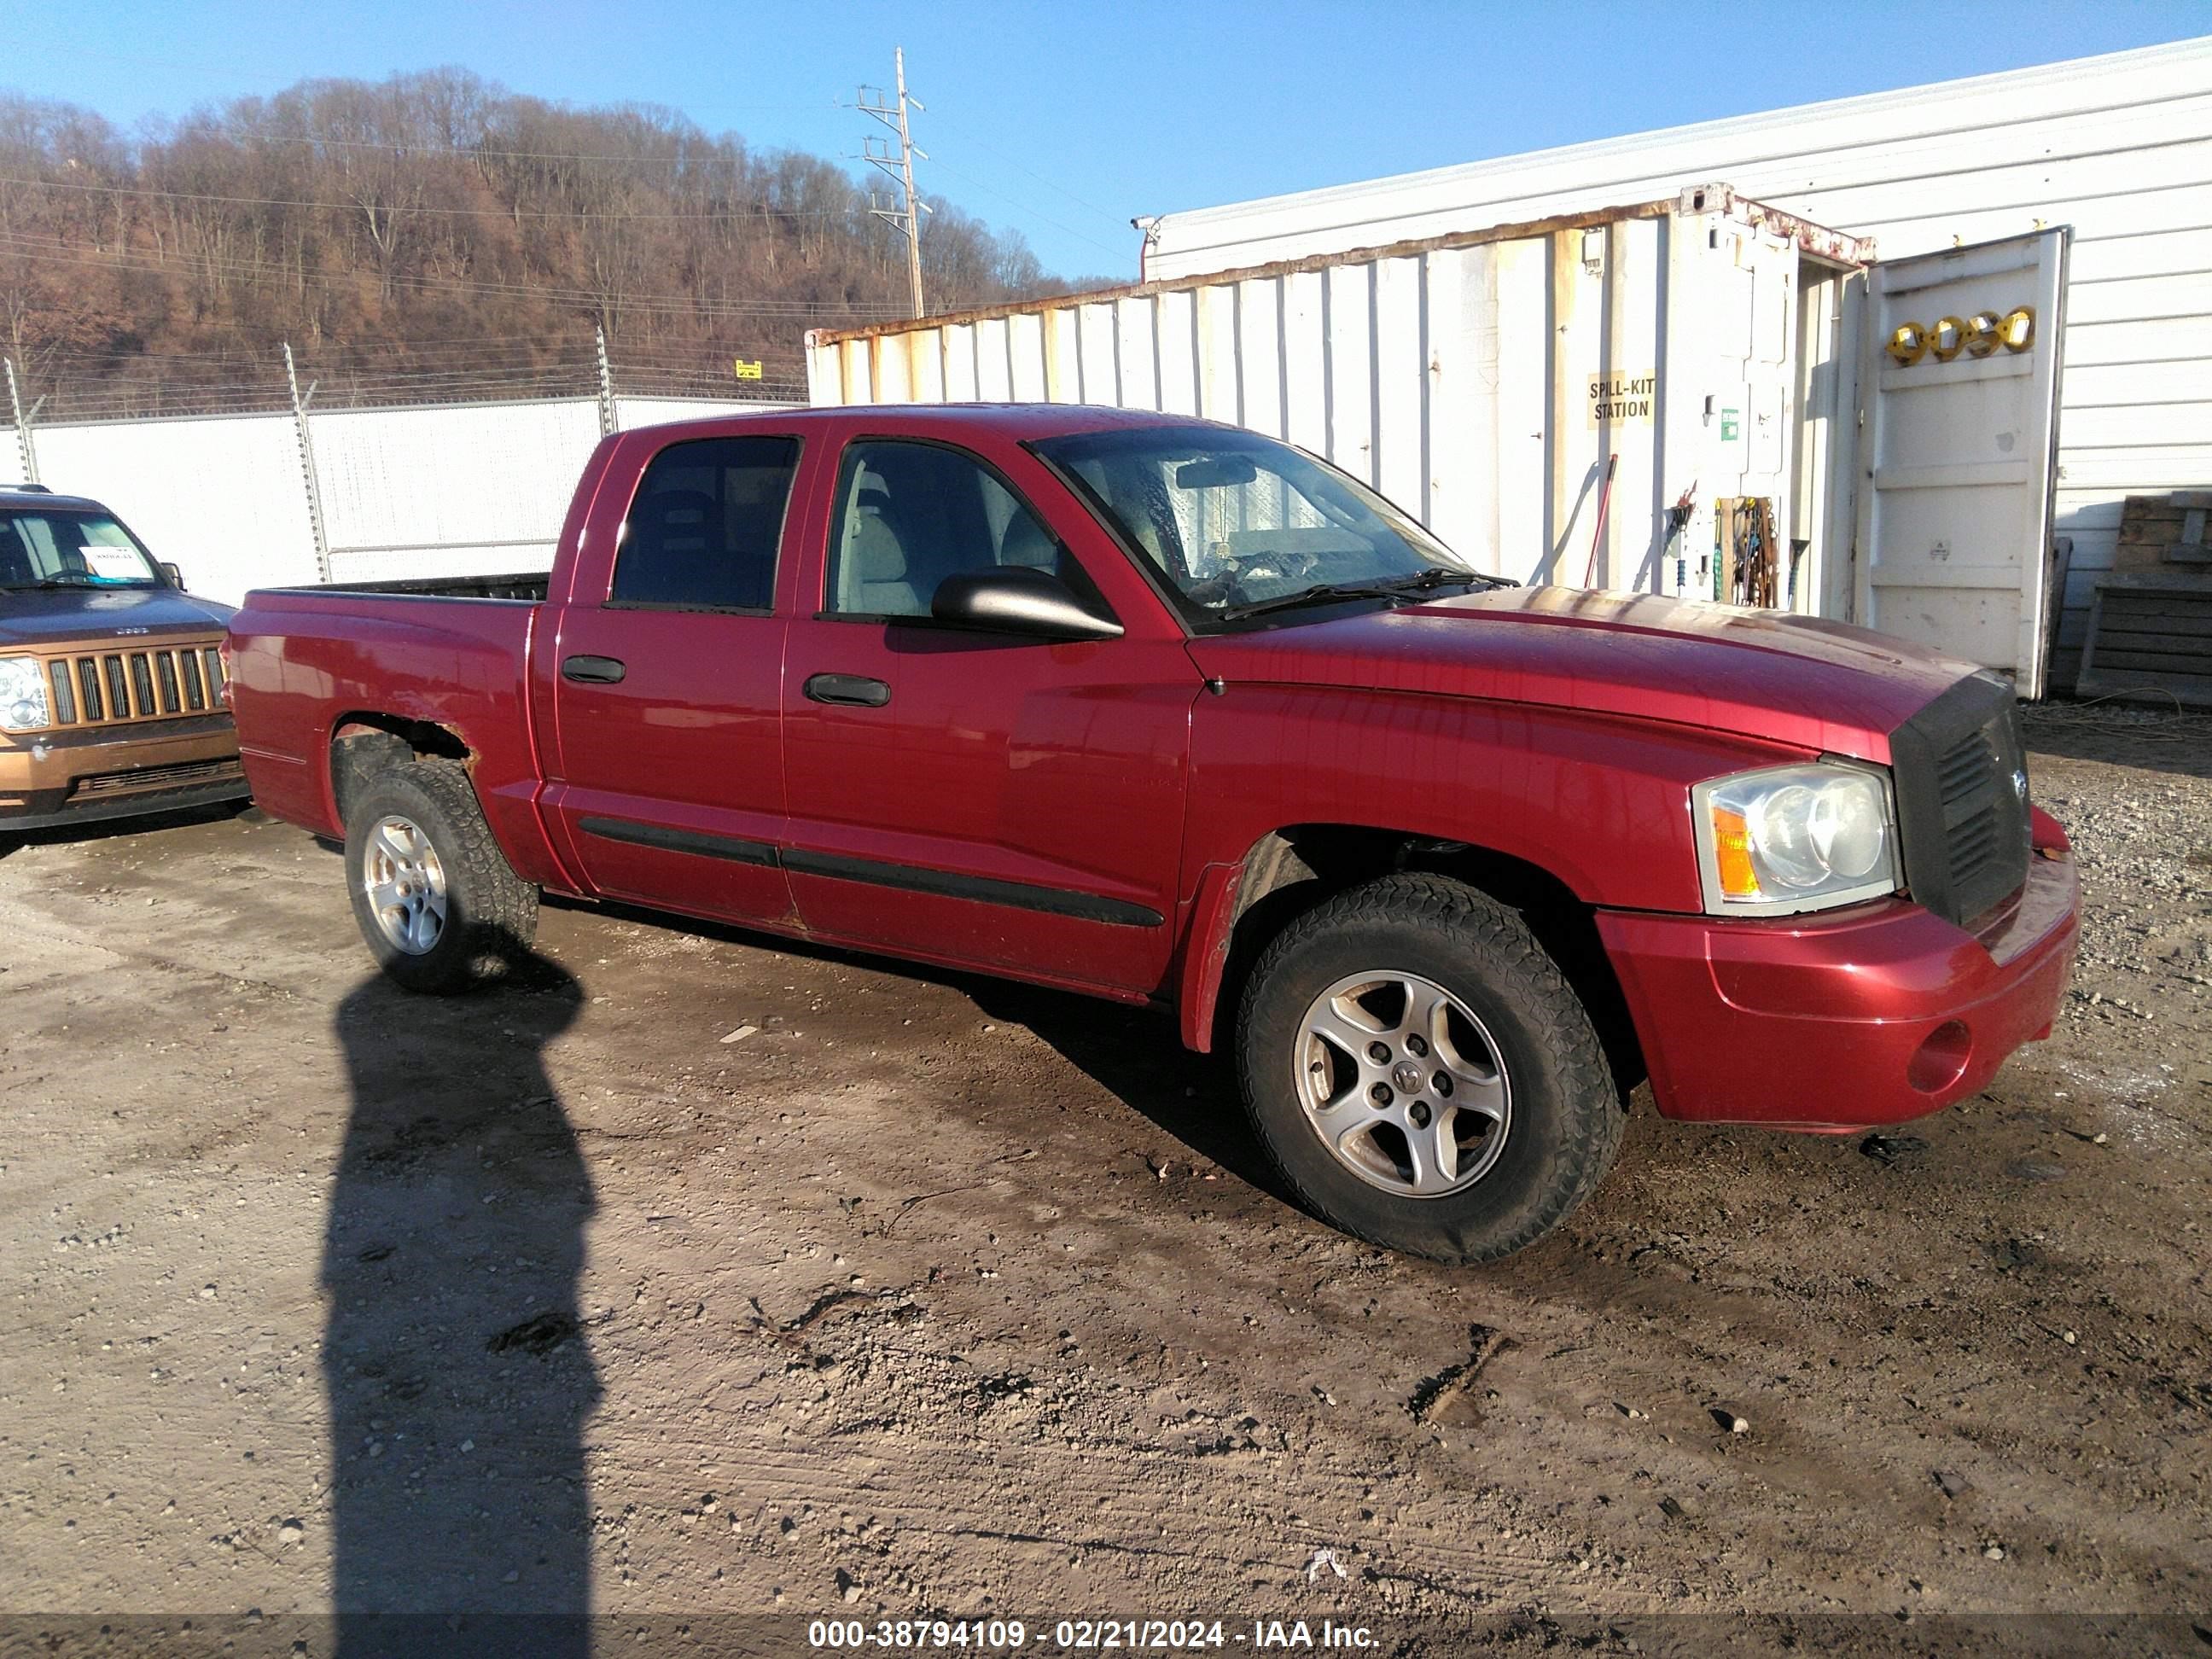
[7,394,800,603]
[316,398,604,587]
[614,396,797,428]
[32,413,317,607]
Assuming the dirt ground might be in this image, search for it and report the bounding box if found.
[1,708,2207,1654]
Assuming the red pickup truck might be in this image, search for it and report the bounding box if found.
[227,405,2079,1262]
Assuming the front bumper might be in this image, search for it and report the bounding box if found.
[1598,808,2079,1130]
[0,713,248,833]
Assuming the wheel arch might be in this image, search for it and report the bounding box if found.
[329,713,474,828]
[1184,823,1644,1098]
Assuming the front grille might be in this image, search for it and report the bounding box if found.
[1891,672,2032,928]
[41,642,226,731]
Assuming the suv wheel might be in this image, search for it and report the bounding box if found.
[1237,873,1623,1263]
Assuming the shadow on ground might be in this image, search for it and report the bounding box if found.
[0,797,251,861]
[550,894,1288,1202]
[2024,705,2212,782]
[322,952,597,1656]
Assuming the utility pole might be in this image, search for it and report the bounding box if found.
[283,342,331,584]
[859,47,930,319]
[593,323,619,438]
[3,358,39,486]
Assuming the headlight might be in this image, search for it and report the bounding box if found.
[0,655,49,734]
[1691,760,1899,916]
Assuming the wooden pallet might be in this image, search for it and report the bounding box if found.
[2113,490,2210,573]
[2075,573,2212,707]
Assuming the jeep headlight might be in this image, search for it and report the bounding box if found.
[1692,760,1899,915]
[0,655,49,734]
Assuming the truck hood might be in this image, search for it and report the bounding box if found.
[1185,586,1982,760]
[0,586,236,649]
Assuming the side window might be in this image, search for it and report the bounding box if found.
[824,439,1068,619]
[611,435,799,611]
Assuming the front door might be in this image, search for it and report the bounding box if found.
[546,431,802,923]
[778,435,1197,997]
[1855,229,2069,695]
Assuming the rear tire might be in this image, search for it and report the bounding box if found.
[343,758,538,994]
[1236,873,1622,1264]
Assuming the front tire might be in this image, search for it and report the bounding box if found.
[1236,873,1622,1264]
[343,758,538,993]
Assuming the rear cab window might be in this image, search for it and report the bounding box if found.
[610,435,800,612]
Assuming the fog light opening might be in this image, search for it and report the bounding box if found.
[1907,1020,1972,1095]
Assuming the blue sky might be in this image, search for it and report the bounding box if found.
[15,1,2209,281]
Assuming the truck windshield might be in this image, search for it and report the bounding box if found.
[1031,424,1505,626]
[0,510,164,590]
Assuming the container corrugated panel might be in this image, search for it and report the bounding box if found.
[1140,37,2212,688]
[809,195,1837,600]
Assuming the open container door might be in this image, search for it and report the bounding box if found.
[1854,228,2068,696]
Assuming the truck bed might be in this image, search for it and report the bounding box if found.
[227,578,553,873]
[306,572,550,602]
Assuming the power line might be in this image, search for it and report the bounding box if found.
[159,120,831,170]
[0,172,883,222]
[923,154,1128,262]
[0,229,905,321]
[927,117,1132,232]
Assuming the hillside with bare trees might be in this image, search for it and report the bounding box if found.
[0,68,1094,420]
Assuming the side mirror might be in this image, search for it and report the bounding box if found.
[931,568,1123,641]
[160,562,185,589]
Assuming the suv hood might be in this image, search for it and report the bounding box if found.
[1185,587,1980,760]
[0,585,236,648]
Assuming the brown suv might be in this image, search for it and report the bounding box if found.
[0,486,247,833]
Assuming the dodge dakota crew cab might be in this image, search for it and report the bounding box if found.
[226,406,2079,1262]
[2,486,247,833]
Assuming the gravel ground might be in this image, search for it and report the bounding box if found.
[0,708,2206,1656]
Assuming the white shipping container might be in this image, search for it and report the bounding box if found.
[808,188,2069,694]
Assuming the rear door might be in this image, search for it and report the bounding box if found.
[542,430,807,923]
[1854,228,2068,696]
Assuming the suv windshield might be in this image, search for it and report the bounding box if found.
[0,509,164,591]
[1032,425,1505,626]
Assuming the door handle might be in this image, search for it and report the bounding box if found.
[562,655,626,684]
[804,672,891,707]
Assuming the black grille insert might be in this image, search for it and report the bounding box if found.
[1891,672,2031,928]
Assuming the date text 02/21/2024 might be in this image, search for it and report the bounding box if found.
[806,1619,1377,1650]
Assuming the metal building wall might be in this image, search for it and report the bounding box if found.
[1141,37,2212,688]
